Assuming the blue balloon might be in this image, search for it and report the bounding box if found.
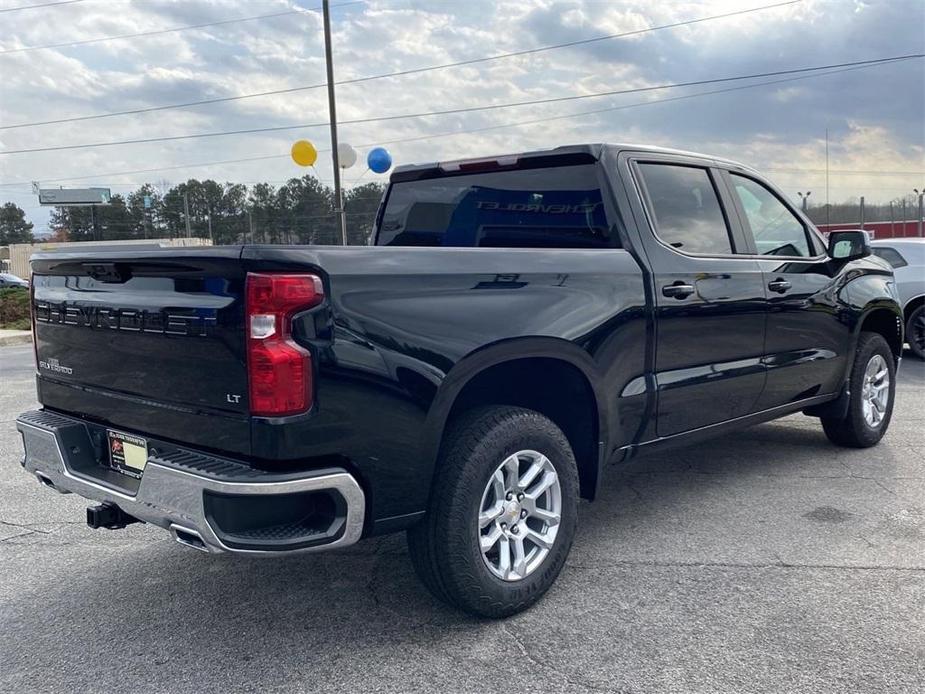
[367,147,392,174]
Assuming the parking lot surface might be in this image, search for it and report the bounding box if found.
[1,343,923,693]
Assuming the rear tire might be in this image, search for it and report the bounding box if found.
[906,304,925,360]
[407,406,579,618]
[821,332,896,448]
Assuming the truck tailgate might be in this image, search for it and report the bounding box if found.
[30,246,251,452]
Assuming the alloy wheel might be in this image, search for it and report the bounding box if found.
[477,450,561,582]
[861,353,890,428]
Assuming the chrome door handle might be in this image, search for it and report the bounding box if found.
[768,278,791,294]
[662,282,695,299]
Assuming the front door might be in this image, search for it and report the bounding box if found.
[629,158,768,438]
[721,170,850,409]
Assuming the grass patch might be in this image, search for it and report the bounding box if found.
[0,288,31,330]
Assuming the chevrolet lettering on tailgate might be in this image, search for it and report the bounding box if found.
[34,301,217,337]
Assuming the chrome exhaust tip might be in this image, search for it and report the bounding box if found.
[35,471,70,494]
[169,524,210,553]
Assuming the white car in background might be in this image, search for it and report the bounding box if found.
[871,238,925,359]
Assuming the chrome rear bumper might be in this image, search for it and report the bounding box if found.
[17,410,366,555]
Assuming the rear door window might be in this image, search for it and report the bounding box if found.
[376,164,613,248]
[636,163,734,255]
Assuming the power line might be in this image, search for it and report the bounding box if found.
[0,154,283,188]
[1,56,919,186]
[2,53,920,156]
[0,74,905,192]
[0,0,800,130]
[0,2,363,55]
[0,0,83,12]
[343,61,904,154]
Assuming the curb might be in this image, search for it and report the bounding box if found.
[0,332,33,347]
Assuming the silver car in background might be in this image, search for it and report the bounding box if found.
[871,238,925,359]
[0,272,30,289]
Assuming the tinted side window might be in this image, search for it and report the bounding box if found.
[376,164,613,248]
[871,247,908,268]
[637,163,733,255]
[731,174,811,257]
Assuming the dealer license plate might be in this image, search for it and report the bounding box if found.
[106,429,148,479]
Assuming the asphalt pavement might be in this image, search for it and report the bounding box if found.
[1,343,923,693]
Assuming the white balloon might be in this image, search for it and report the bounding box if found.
[337,143,357,169]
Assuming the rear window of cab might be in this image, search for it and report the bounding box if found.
[376,164,617,248]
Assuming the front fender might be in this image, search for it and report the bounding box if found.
[839,266,903,377]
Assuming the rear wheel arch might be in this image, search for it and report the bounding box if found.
[425,340,608,502]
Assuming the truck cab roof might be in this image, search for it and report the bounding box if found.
[391,143,760,181]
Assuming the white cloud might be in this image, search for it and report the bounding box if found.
[0,0,922,231]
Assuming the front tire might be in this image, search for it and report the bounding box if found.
[821,332,896,448]
[407,406,579,618]
[906,304,925,360]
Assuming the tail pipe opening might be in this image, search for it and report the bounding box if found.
[169,524,210,552]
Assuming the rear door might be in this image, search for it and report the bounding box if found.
[625,154,767,438]
[720,169,849,409]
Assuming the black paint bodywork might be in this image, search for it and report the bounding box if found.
[27,144,903,536]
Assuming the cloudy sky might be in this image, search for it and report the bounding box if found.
[0,0,923,233]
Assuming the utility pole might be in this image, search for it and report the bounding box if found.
[890,201,895,237]
[915,188,924,238]
[90,205,101,241]
[322,0,348,246]
[824,127,830,227]
[183,193,192,238]
[142,194,152,239]
[859,196,865,230]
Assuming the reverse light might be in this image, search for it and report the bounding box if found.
[245,273,324,417]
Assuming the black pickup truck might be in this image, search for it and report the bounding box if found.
[17,144,903,617]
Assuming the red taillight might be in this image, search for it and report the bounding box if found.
[245,273,323,417]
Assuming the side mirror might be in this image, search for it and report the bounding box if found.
[827,229,871,261]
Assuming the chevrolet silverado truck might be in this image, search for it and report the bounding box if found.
[16,144,903,617]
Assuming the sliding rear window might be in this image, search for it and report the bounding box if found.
[376,164,615,248]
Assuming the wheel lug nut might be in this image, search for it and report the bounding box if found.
[500,522,507,530]
[517,493,524,501]
[520,510,527,518]
[511,525,519,534]
[506,492,513,501]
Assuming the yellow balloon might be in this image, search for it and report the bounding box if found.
[291,140,318,167]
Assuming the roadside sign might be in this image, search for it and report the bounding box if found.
[38,187,111,206]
